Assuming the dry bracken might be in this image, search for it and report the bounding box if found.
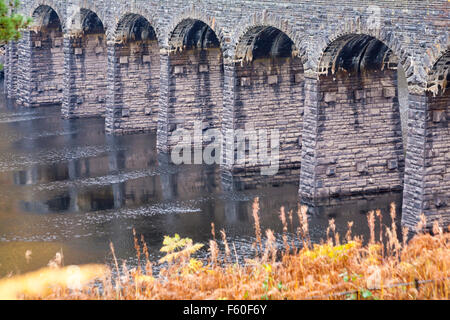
[0,201,448,300]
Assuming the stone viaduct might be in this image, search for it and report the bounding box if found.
[3,0,449,230]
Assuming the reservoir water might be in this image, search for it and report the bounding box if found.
[0,87,404,277]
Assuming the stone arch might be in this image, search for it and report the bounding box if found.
[164,5,228,52]
[65,3,109,37]
[422,48,450,225]
[114,13,158,43]
[79,8,105,35]
[234,26,297,63]
[107,12,161,134]
[111,3,163,46]
[426,44,450,95]
[163,7,226,151]
[16,3,65,106]
[168,18,221,54]
[230,20,306,183]
[229,12,307,64]
[422,35,450,89]
[31,4,63,32]
[64,6,108,118]
[317,34,399,76]
[309,16,414,87]
[308,29,407,198]
[27,0,65,32]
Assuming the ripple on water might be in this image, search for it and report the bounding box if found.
[0,94,405,277]
[0,145,128,172]
[34,167,179,191]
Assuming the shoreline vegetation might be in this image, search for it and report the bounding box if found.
[0,199,448,300]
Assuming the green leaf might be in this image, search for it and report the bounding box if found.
[277,282,283,291]
[346,293,357,300]
[0,0,30,43]
[262,280,268,291]
[362,290,373,299]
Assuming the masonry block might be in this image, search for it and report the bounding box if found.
[143,55,151,63]
[15,29,64,107]
[295,73,304,83]
[268,75,278,85]
[240,77,251,86]
[383,87,396,98]
[234,56,304,182]
[174,65,184,74]
[433,110,446,123]
[199,64,209,73]
[324,92,336,102]
[388,159,398,170]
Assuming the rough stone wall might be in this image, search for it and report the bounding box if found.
[234,56,304,182]
[157,53,170,152]
[107,40,160,134]
[402,94,428,228]
[26,30,64,105]
[402,46,449,229]
[16,31,33,107]
[227,170,301,190]
[313,69,404,198]
[423,90,450,225]
[4,41,18,98]
[167,48,223,148]
[69,33,108,118]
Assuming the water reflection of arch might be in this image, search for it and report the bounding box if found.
[158,154,221,202]
[155,156,233,230]
[303,192,404,243]
[220,170,301,225]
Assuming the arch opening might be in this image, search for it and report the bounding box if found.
[319,35,398,76]
[166,19,224,151]
[108,14,160,133]
[232,26,304,185]
[32,5,62,32]
[427,50,450,97]
[170,19,220,51]
[315,34,405,198]
[235,26,296,63]
[424,49,450,220]
[116,14,157,44]
[80,8,104,35]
